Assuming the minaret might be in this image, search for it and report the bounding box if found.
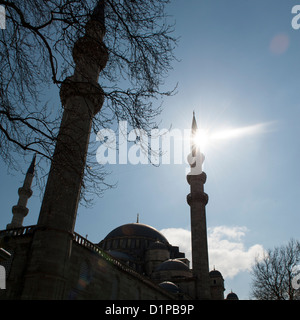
[7,154,36,229]
[21,1,108,299]
[187,112,211,300]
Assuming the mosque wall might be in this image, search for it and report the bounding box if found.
[67,241,176,300]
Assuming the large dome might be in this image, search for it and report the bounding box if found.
[103,223,169,244]
[98,223,186,276]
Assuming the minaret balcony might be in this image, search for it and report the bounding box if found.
[186,171,207,185]
[187,192,209,206]
[12,205,29,217]
[18,187,33,199]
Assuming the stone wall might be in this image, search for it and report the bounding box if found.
[67,234,175,300]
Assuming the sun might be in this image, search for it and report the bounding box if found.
[192,129,211,153]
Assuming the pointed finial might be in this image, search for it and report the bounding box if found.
[192,111,198,133]
[27,153,37,175]
[91,0,105,26]
[136,213,139,223]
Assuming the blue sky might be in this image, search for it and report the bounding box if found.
[1,0,300,299]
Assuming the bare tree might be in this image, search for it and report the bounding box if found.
[250,239,300,300]
[0,0,177,204]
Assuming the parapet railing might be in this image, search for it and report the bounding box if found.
[0,225,36,237]
[0,226,140,277]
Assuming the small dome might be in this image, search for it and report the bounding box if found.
[147,241,168,251]
[155,259,190,272]
[103,223,169,244]
[226,291,239,300]
[159,281,181,294]
[209,269,223,278]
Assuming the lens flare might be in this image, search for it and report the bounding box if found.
[192,129,210,152]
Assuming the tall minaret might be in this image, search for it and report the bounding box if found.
[7,154,36,229]
[187,112,211,300]
[21,1,108,299]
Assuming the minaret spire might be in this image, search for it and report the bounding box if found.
[188,111,204,175]
[187,112,211,300]
[191,111,198,157]
[192,111,197,131]
[7,154,36,229]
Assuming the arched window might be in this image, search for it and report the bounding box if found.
[136,239,140,248]
[131,239,136,249]
[120,239,127,249]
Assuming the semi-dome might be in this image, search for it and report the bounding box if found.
[155,259,190,272]
[151,259,192,281]
[147,241,168,251]
[159,281,181,294]
[103,223,169,244]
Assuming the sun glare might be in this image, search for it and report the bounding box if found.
[193,129,210,152]
[191,121,274,154]
[210,122,274,141]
